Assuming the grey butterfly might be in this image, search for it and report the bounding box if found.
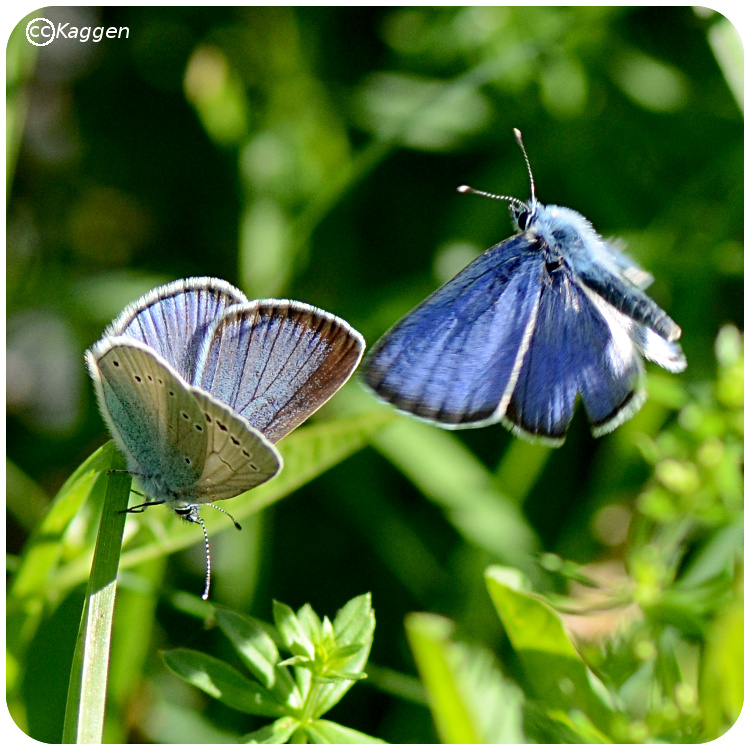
[86,277,365,598]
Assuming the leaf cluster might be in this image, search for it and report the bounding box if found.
[163,596,381,743]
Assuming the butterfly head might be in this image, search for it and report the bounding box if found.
[173,503,202,524]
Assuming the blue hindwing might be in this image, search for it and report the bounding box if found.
[504,268,643,443]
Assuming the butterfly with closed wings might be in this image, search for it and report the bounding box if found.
[86,277,364,598]
[363,129,686,445]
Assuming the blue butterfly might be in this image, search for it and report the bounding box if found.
[363,130,686,445]
[86,277,364,597]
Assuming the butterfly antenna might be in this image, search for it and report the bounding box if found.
[204,502,243,531]
[194,511,212,601]
[513,128,536,203]
[456,185,528,214]
[196,505,242,600]
[458,129,536,212]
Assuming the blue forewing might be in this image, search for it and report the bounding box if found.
[194,300,366,443]
[362,131,685,445]
[104,277,248,382]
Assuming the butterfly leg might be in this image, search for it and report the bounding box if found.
[120,499,166,514]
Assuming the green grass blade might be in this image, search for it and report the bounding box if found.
[9,442,120,602]
[372,418,540,574]
[62,451,131,743]
[404,613,481,743]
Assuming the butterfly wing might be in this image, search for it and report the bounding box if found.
[574,262,682,343]
[87,338,208,496]
[104,278,248,380]
[362,235,545,427]
[86,338,280,504]
[186,386,282,500]
[193,301,365,443]
[502,269,645,444]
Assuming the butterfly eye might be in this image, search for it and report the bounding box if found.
[516,210,530,230]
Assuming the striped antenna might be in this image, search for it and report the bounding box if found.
[198,504,242,600]
[513,128,536,203]
[457,128,536,212]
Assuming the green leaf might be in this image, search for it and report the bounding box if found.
[372,418,541,577]
[215,608,279,685]
[214,608,300,708]
[241,717,300,744]
[522,701,593,743]
[8,443,125,688]
[304,719,387,743]
[485,566,615,735]
[48,412,394,593]
[406,614,479,742]
[333,592,374,645]
[6,457,51,532]
[162,649,284,717]
[699,591,744,738]
[62,450,131,743]
[313,594,375,717]
[9,441,120,602]
[405,612,525,743]
[297,603,324,643]
[273,600,315,660]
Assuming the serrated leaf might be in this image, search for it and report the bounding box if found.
[304,719,387,743]
[162,649,284,717]
[485,566,615,734]
[215,608,300,708]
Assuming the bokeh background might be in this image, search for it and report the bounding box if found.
[7,6,743,743]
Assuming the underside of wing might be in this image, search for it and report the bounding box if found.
[90,338,281,503]
[105,278,248,380]
[363,235,544,427]
[89,338,208,493]
[503,271,644,443]
[187,387,282,500]
[194,302,365,443]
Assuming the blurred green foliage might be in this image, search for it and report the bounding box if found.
[408,325,743,743]
[6,6,742,743]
